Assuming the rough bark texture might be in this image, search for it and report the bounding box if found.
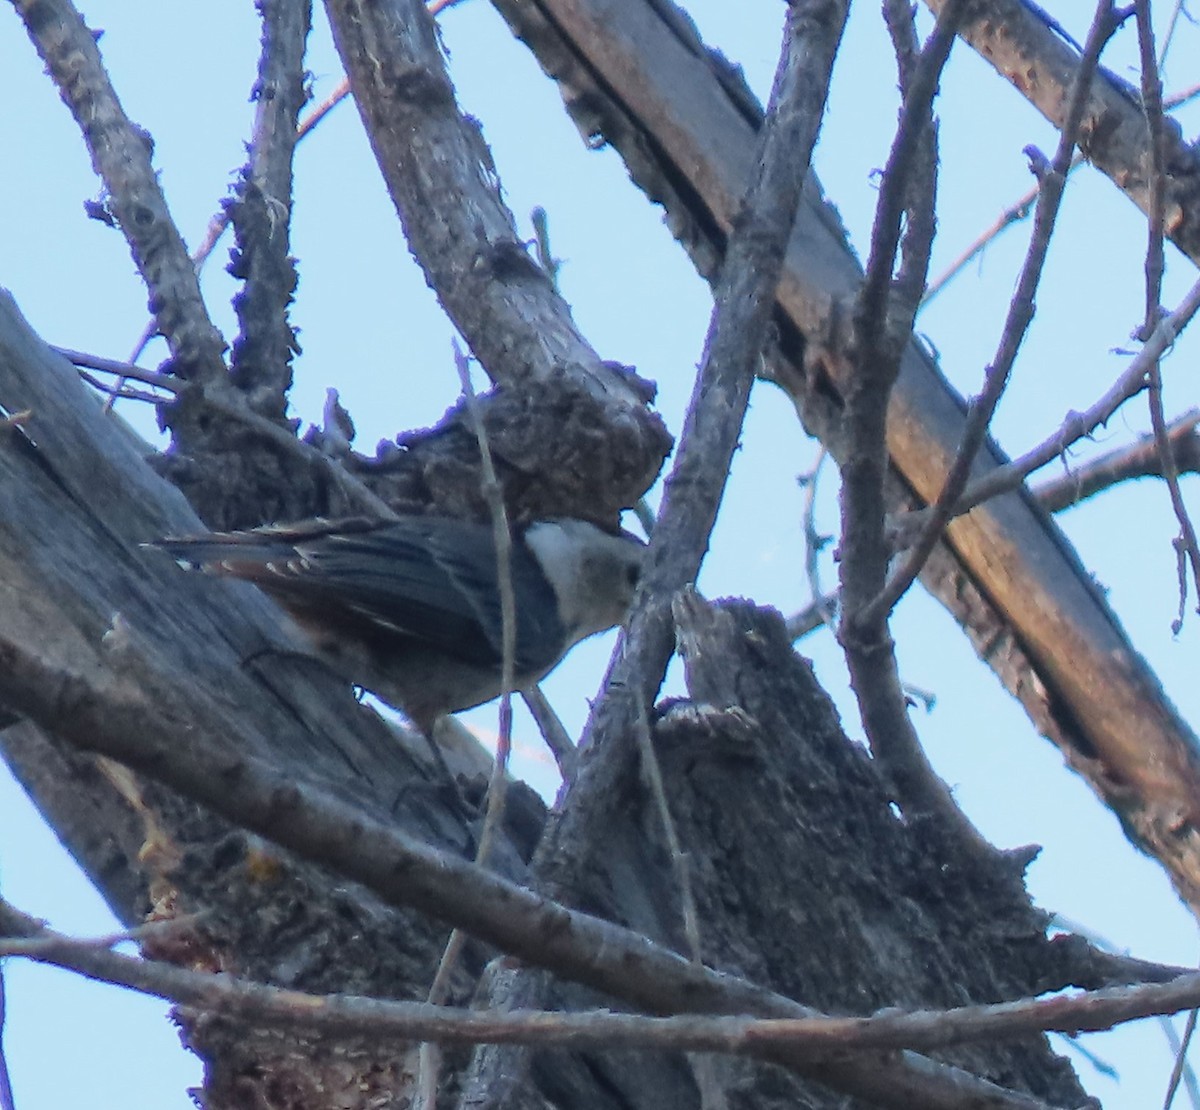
[450,596,1092,1109]
[0,291,490,1105]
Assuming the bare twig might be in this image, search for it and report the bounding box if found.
[797,449,836,631]
[520,686,577,782]
[1051,918,1200,1101]
[920,154,1084,312]
[1163,1007,1200,1109]
[450,342,516,871]
[922,62,1195,314]
[53,345,395,517]
[1032,411,1200,512]
[50,346,180,392]
[0,955,11,1110]
[1158,0,1186,71]
[862,0,1122,626]
[633,699,701,961]
[851,0,960,357]
[786,593,839,641]
[418,343,522,1107]
[1135,0,1200,632]
[1166,80,1200,109]
[77,374,167,405]
[883,0,941,333]
[957,273,1200,515]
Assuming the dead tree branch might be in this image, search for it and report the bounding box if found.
[11,0,228,388]
[1032,411,1200,513]
[923,0,1200,265]
[487,0,1200,913]
[868,0,1121,623]
[838,0,978,835]
[6,894,1200,1061]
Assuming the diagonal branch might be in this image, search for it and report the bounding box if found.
[11,0,227,387]
[321,0,649,413]
[923,0,1200,266]
[864,0,1122,625]
[1033,410,1200,513]
[535,0,848,892]
[955,275,1200,514]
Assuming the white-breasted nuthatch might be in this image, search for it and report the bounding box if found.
[151,514,644,730]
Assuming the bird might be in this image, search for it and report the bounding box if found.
[149,514,645,731]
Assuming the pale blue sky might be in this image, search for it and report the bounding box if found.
[2,1,1199,1107]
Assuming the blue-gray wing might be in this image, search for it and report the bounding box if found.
[154,516,567,673]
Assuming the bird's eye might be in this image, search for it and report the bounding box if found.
[626,564,640,588]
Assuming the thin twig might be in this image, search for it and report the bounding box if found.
[861,0,1122,627]
[78,373,170,406]
[0,955,11,1110]
[786,593,840,642]
[1166,80,1200,109]
[1164,1007,1200,1110]
[55,344,394,517]
[417,343,521,1109]
[852,0,961,351]
[920,154,1084,312]
[50,346,180,392]
[798,449,836,631]
[1031,410,1200,512]
[450,342,516,872]
[1157,0,1186,71]
[1135,0,1200,632]
[520,686,577,782]
[922,63,1195,315]
[633,700,701,961]
[957,271,1200,515]
[884,0,942,336]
